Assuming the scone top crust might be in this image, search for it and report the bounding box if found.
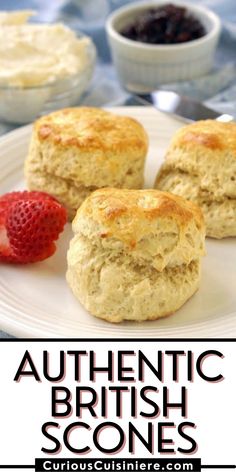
[35,107,148,153]
[68,188,205,322]
[170,119,236,153]
[158,119,236,205]
[73,188,205,250]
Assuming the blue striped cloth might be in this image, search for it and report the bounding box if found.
[0,0,236,337]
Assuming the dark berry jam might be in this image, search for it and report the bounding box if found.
[120,4,206,45]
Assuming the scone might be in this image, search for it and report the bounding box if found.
[155,120,236,238]
[66,188,205,323]
[25,107,148,220]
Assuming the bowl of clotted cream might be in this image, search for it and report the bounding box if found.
[0,11,96,124]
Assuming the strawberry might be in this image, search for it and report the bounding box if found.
[0,191,67,264]
[0,190,56,221]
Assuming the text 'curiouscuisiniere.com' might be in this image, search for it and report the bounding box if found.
[35,458,201,472]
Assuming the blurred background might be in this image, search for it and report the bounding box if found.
[1,0,236,122]
[0,0,235,338]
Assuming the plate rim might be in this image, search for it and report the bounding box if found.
[0,107,235,338]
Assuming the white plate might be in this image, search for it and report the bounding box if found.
[0,107,235,338]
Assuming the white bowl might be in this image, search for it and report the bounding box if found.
[106,0,221,92]
[0,34,96,125]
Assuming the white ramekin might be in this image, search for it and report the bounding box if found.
[106,0,221,92]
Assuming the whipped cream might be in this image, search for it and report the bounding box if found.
[0,11,94,87]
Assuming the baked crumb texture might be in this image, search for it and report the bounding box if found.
[155,120,236,238]
[66,188,205,323]
[25,108,148,219]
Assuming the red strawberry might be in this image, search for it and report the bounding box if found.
[0,191,67,264]
[0,190,56,221]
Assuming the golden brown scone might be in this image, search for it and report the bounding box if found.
[66,188,205,323]
[25,107,148,219]
[155,120,236,238]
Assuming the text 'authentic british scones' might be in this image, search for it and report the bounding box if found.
[25,107,148,219]
[155,120,236,238]
[66,188,205,323]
